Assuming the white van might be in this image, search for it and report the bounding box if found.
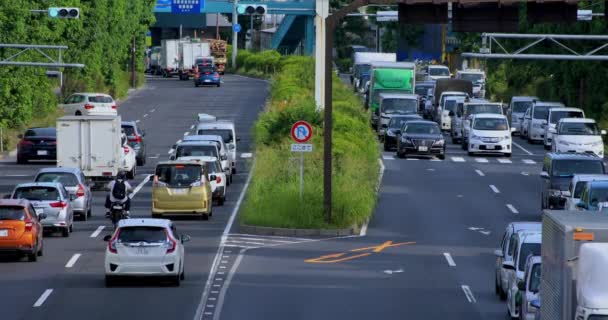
[543,107,585,150]
[524,101,564,144]
[466,114,512,157]
[196,121,239,174]
[182,135,232,185]
[552,118,606,157]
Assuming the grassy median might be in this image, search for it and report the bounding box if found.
[239,54,380,229]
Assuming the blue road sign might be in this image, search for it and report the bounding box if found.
[233,23,242,33]
[171,0,203,14]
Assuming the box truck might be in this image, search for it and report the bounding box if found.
[160,39,180,78]
[178,41,210,80]
[366,62,416,128]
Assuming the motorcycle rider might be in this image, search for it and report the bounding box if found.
[105,171,132,218]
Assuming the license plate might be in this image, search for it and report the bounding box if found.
[418,146,428,152]
[37,150,48,156]
[136,247,149,255]
[172,188,188,195]
[487,145,496,150]
[0,230,7,237]
[35,208,44,215]
[204,79,211,82]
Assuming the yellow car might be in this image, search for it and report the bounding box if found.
[152,161,213,220]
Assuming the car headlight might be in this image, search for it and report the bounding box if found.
[433,139,444,146]
[591,141,603,147]
[471,134,480,140]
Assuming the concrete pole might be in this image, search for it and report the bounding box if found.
[232,0,238,68]
[314,0,329,110]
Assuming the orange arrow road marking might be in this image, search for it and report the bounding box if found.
[304,252,372,264]
[349,241,416,253]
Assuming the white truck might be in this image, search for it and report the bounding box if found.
[540,210,608,320]
[178,41,211,81]
[56,116,137,185]
[160,39,180,78]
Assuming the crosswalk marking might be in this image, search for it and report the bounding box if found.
[497,158,512,164]
[475,158,488,163]
[523,159,536,164]
[451,157,465,162]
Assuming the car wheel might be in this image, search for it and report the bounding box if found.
[172,274,181,287]
[217,83,221,87]
[81,211,87,221]
[180,265,185,280]
[504,153,512,158]
[383,142,390,151]
[201,213,209,221]
[17,154,27,164]
[136,157,144,166]
[69,223,73,233]
[105,275,116,287]
[37,240,43,257]
[232,167,236,174]
[438,154,445,160]
[27,250,37,262]
[195,83,199,87]
[87,207,92,218]
[62,227,70,237]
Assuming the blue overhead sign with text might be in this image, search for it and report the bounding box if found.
[155,0,204,13]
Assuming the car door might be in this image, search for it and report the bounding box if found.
[61,95,78,114]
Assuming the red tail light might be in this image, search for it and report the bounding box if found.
[108,229,120,254]
[76,184,85,197]
[216,175,222,183]
[84,104,94,110]
[204,72,211,75]
[111,105,117,110]
[50,201,67,208]
[19,140,34,146]
[165,230,177,254]
[123,147,129,154]
[128,134,142,143]
[24,218,33,232]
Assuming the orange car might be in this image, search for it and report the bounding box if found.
[0,199,44,261]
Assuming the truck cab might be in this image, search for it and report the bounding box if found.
[376,93,419,138]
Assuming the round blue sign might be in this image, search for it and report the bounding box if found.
[233,23,242,33]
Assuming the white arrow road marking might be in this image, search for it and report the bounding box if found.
[33,289,53,307]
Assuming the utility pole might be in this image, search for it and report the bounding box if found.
[232,0,238,68]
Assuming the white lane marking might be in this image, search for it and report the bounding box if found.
[135,120,140,123]
[461,285,477,303]
[506,204,519,214]
[33,289,53,307]
[240,153,252,159]
[382,155,395,160]
[406,158,419,161]
[513,141,534,155]
[427,168,435,171]
[430,158,441,162]
[129,174,151,199]
[143,114,149,118]
[212,248,246,320]
[523,159,536,164]
[150,108,156,113]
[490,185,500,193]
[190,125,195,130]
[5,174,31,177]
[480,231,491,235]
[521,171,530,176]
[452,156,465,162]
[65,253,82,268]
[148,155,159,159]
[475,169,485,177]
[475,158,488,163]
[168,149,174,154]
[497,158,512,164]
[443,253,456,267]
[90,226,105,238]
[177,139,182,144]
[184,132,190,136]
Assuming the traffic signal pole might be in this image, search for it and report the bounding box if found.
[232,0,238,68]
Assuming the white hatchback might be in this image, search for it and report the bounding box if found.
[104,219,189,286]
[552,118,606,157]
[60,93,117,116]
[467,114,512,157]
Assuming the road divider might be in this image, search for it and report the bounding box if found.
[33,289,53,307]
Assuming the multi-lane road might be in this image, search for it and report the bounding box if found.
[2,73,549,320]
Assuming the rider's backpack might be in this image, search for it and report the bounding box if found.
[112,180,127,199]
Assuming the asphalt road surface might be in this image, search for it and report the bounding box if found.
[0,74,268,320]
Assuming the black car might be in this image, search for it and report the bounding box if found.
[541,153,605,209]
[396,120,445,159]
[16,127,56,164]
[383,115,423,151]
[121,121,146,166]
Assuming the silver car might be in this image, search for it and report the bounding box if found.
[11,182,74,237]
[34,167,92,220]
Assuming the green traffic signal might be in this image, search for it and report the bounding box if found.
[48,7,80,19]
[237,5,247,14]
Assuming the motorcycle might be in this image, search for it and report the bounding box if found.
[109,202,128,230]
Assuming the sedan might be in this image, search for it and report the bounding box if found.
[194,65,221,87]
[383,115,422,151]
[34,167,92,221]
[16,127,56,164]
[396,120,445,159]
[104,218,189,286]
[60,92,117,116]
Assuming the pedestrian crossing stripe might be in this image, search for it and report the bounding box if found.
[475,158,488,163]
[497,159,512,164]
[452,157,466,162]
[523,159,536,164]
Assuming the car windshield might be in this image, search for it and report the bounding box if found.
[441,94,466,107]
[118,226,167,243]
[473,118,508,131]
[0,206,25,221]
[25,128,55,137]
[198,129,233,144]
[88,96,113,103]
[533,105,552,120]
[35,173,78,187]
[429,67,449,76]
[574,182,588,198]
[404,123,440,135]
[176,145,218,158]
[459,73,483,82]
[381,98,417,114]
[529,264,541,292]
[518,243,541,271]
[512,101,533,114]
[589,186,608,205]
[155,164,202,187]
[550,111,584,124]
[389,116,421,129]
[444,100,460,113]
[552,160,604,177]
[415,85,432,96]
[558,122,600,135]
[465,104,502,116]
[13,186,60,201]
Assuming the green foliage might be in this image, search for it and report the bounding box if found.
[241,56,380,229]
[234,49,283,77]
[0,0,155,145]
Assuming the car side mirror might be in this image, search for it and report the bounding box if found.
[209,174,217,181]
[577,201,587,209]
[69,194,76,201]
[17,134,23,139]
[103,235,112,242]
[540,172,549,179]
[494,249,504,258]
[602,130,607,135]
[448,111,455,117]
[38,213,47,220]
[502,261,516,271]
[181,234,191,243]
[517,280,526,291]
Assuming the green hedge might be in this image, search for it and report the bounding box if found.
[240,55,380,229]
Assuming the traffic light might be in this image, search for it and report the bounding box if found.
[48,7,80,19]
[237,4,267,15]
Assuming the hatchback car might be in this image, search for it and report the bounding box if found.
[11,182,74,237]
[504,232,542,319]
[383,115,423,151]
[396,120,445,159]
[152,161,213,220]
[122,121,147,166]
[194,65,221,87]
[552,118,606,157]
[196,121,239,174]
[466,114,512,157]
[0,199,44,261]
[34,167,92,221]
[60,92,117,116]
[104,218,189,287]
[16,127,56,164]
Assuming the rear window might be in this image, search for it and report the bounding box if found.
[35,172,79,187]
[466,104,502,116]
[550,111,584,124]
[88,96,113,103]
[0,206,25,221]
[175,145,218,158]
[197,129,233,144]
[552,160,605,177]
[118,226,167,243]
[155,164,202,187]
[13,186,60,201]
[122,125,136,137]
[25,128,56,137]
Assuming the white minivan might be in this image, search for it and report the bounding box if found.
[466,114,512,157]
[504,231,542,319]
[524,101,564,144]
[197,121,239,174]
[543,107,585,150]
[552,118,606,157]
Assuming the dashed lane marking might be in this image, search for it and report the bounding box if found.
[135,120,140,123]
[190,125,195,130]
[523,159,536,164]
[90,226,105,238]
[443,253,456,267]
[33,289,53,307]
[461,285,477,303]
[475,169,485,177]
[143,114,149,118]
[382,155,395,160]
[150,108,156,113]
[490,185,500,193]
[497,158,512,164]
[406,158,419,161]
[474,158,488,163]
[65,253,81,268]
[240,153,252,159]
[184,132,190,136]
[451,156,465,162]
[506,204,519,214]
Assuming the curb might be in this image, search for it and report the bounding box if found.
[0,149,17,161]
[239,224,356,237]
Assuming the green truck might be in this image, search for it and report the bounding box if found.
[366,62,416,128]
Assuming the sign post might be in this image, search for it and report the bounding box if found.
[291,121,313,201]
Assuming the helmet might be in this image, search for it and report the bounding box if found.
[117,171,127,180]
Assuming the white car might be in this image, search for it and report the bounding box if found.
[60,93,117,116]
[441,96,465,131]
[520,107,532,138]
[183,135,233,185]
[494,222,541,301]
[552,118,606,157]
[121,140,137,179]
[543,107,585,150]
[425,65,451,81]
[566,174,608,210]
[505,232,542,319]
[525,101,564,144]
[104,218,189,286]
[196,121,239,174]
[436,91,468,123]
[467,114,512,157]
[455,69,486,98]
[178,156,227,206]
[518,255,541,320]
